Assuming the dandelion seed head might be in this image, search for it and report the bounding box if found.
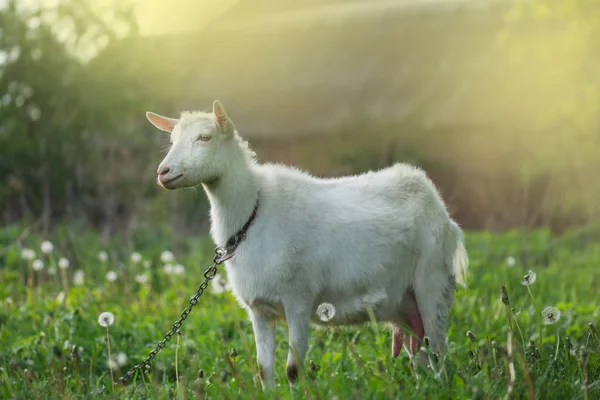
[58,257,70,269]
[163,264,173,274]
[135,274,149,284]
[541,306,561,325]
[116,352,127,366]
[521,270,537,286]
[106,271,117,282]
[210,274,225,294]
[73,270,84,286]
[21,248,35,261]
[41,240,54,254]
[48,267,57,276]
[32,259,44,271]
[142,260,151,269]
[130,252,142,264]
[506,256,516,267]
[98,311,115,327]
[56,291,65,303]
[316,303,336,322]
[4,297,13,305]
[173,264,185,275]
[161,250,174,263]
[97,251,108,263]
[107,359,119,369]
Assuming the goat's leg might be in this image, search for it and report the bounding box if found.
[250,311,276,388]
[283,304,310,385]
[414,267,456,358]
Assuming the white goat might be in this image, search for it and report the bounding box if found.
[146,100,468,388]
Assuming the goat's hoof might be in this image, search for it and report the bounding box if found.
[286,362,299,384]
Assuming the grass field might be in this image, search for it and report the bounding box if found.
[1,224,599,399]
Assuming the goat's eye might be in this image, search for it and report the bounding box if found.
[196,135,211,142]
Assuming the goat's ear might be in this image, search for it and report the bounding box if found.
[213,100,234,134]
[146,112,178,133]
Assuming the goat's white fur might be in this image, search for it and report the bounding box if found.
[147,101,468,388]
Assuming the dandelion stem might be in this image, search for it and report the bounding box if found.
[526,285,535,302]
[526,285,543,355]
[554,328,560,361]
[512,313,527,351]
[60,268,69,300]
[175,333,180,388]
[582,349,589,400]
[27,262,33,288]
[506,331,515,398]
[105,327,115,394]
[504,306,514,333]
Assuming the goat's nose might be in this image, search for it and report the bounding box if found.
[157,166,170,176]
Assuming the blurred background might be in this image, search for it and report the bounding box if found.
[1,0,599,241]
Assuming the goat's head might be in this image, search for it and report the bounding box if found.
[146,100,236,190]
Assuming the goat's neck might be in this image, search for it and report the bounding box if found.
[203,158,259,247]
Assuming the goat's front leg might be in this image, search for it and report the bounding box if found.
[283,303,311,384]
[250,311,276,389]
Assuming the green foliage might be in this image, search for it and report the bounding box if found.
[0,225,598,399]
[0,0,183,233]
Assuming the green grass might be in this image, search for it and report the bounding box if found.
[1,224,599,399]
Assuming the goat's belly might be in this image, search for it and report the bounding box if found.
[312,288,391,326]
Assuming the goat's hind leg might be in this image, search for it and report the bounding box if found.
[413,266,456,358]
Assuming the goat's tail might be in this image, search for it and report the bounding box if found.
[448,220,468,288]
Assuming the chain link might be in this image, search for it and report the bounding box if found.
[115,247,226,386]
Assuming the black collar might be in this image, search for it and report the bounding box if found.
[215,194,259,263]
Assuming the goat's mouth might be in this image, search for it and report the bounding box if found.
[158,174,184,189]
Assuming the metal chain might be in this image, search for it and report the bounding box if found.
[115,247,228,386]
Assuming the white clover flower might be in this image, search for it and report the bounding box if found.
[135,274,149,284]
[97,251,108,263]
[48,267,57,276]
[142,260,151,269]
[130,252,142,264]
[173,264,185,275]
[541,306,561,325]
[506,256,516,267]
[521,270,537,286]
[106,271,117,282]
[41,240,54,254]
[98,311,115,327]
[73,270,84,286]
[58,257,70,269]
[21,248,35,261]
[160,250,174,263]
[116,352,127,366]
[32,259,44,271]
[163,264,173,274]
[210,274,225,294]
[316,303,336,322]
